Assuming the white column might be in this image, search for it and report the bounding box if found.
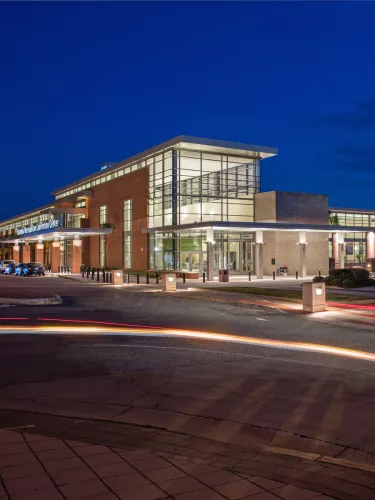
[206,229,214,281]
[255,230,264,279]
[299,231,307,278]
[336,232,345,269]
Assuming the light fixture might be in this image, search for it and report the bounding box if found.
[315,287,323,296]
[116,272,121,277]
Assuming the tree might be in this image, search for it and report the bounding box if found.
[328,212,340,226]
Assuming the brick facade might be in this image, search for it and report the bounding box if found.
[86,168,148,270]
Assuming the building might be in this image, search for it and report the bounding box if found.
[1,135,375,277]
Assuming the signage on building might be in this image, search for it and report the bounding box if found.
[16,219,59,236]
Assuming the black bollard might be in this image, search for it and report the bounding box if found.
[296,271,299,280]
[127,273,130,284]
[319,270,321,277]
[97,269,99,282]
[156,273,159,285]
[102,269,105,282]
[109,273,112,284]
[146,273,149,284]
[183,273,186,284]
[137,273,139,284]
[203,272,206,283]
[273,271,275,280]
[91,268,95,280]
[248,272,251,281]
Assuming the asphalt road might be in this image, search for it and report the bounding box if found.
[2,276,375,497]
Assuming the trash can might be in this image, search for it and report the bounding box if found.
[218,269,229,282]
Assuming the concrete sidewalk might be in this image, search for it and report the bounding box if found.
[0,431,334,500]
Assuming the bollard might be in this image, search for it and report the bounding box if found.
[203,272,206,283]
[127,273,130,284]
[296,271,299,280]
[156,273,159,285]
[109,273,112,284]
[137,273,140,284]
[102,269,105,282]
[81,267,84,278]
[319,270,321,277]
[105,273,108,283]
[146,273,149,284]
[91,268,95,280]
[273,271,275,280]
[86,268,90,278]
[97,269,99,282]
[183,273,186,284]
[248,272,251,281]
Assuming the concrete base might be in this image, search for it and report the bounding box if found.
[112,270,123,285]
[162,272,177,292]
[302,282,326,313]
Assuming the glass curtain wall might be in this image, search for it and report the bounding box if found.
[148,147,260,271]
[329,211,374,266]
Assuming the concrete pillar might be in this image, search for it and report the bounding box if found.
[35,241,44,264]
[206,229,214,281]
[12,245,20,262]
[206,242,214,281]
[72,239,82,274]
[22,244,30,263]
[299,231,307,278]
[366,232,375,271]
[333,232,345,269]
[51,241,60,273]
[255,230,264,279]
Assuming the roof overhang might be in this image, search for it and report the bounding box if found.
[4,227,112,244]
[144,221,375,234]
[51,136,277,197]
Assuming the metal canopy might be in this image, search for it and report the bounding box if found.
[4,227,112,244]
[144,221,375,234]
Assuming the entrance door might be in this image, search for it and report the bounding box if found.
[242,241,253,272]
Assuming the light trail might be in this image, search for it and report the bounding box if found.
[0,323,375,363]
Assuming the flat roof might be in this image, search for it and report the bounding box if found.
[0,203,55,229]
[51,135,278,196]
[329,207,375,215]
[144,221,375,234]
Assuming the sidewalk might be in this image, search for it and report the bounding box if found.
[0,430,338,500]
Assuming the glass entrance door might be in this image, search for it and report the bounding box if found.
[242,241,253,272]
[180,252,203,273]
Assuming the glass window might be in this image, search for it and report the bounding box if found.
[123,199,132,269]
[123,200,132,232]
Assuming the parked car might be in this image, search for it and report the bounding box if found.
[15,263,27,276]
[22,262,45,277]
[4,262,17,275]
[0,260,15,273]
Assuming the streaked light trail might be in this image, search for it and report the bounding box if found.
[0,321,375,362]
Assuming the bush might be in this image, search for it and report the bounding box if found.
[313,276,325,282]
[329,268,369,285]
[350,268,369,284]
[330,278,342,286]
[342,279,356,288]
[325,275,333,285]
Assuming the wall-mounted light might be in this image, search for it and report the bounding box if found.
[116,272,121,277]
[315,287,323,296]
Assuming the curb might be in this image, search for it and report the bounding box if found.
[0,294,62,306]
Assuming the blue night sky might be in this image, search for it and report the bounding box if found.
[1,2,375,220]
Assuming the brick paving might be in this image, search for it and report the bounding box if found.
[0,431,337,500]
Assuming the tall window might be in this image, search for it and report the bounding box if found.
[123,199,132,268]
[99,206,107,267]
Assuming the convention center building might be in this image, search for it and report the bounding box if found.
[1,136,374,278]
